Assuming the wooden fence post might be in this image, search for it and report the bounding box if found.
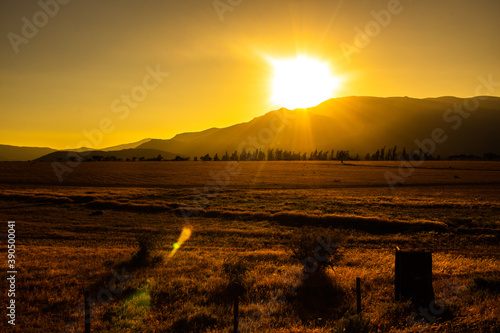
[356,277,362,314]
[395,248,434,307]
[84,291,90,333]
[233,293,239,333]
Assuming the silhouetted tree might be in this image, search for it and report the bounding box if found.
[248,150,257,161]
[483,153,499,161]
[213,153,220,161]
[275,149,283,161]
[385,148,392,161]
[310,149,317,160]
[240,149,248,161]
[283,150,290,161]
[230,150,238,161]
[200,154,212,161]
[267,148,275,161]
[391,146,397,161]
[337,150,349,163]
[409,149,419,161]
[401,147,409,160]
[257,149,266,161]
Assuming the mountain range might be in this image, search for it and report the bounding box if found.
[2,96,500,161]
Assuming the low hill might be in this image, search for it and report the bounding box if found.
[35,148,180,162]
[0,145,57,161]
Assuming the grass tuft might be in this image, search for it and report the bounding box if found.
[332,313,372,333]
[470,276,500,294]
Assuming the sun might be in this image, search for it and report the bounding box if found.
[270,56,341,109]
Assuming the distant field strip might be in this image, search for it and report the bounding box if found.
[1,161,498,235]
[0,190,451,233]
[1,161,500,189]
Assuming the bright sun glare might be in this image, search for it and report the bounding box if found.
[270,56,341,109]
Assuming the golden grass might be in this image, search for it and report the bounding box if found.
[0,161,499,332]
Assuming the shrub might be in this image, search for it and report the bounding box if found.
[287,229,346,321]
[470,276,500,294]
[333,314,372,333]
[129,231,166,267]
[289,228,342,274]
[221,257,249,297]
[374,300,413,330]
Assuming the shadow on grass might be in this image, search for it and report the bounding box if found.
[170,311,219,333]
[289,269,350,323]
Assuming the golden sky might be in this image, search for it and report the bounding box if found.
[1,0,499,149]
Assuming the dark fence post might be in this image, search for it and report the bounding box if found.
[356,277,361,314]
[395,247,401,301]
[84,291,90,333]
[233,293,239,333]
[395,248,434,307]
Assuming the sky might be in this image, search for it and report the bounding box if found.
[0,0,499,149]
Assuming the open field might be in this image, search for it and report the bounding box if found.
[1,161,499,332]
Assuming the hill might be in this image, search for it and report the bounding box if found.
[138,96,500,158]
[34,148,180,162]
[0,144,57,161]
[101,138,153,151]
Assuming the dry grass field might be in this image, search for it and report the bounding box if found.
[0,161,499,332]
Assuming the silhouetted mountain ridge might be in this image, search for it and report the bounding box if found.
[138,96,500,158]
[101,138,153,151]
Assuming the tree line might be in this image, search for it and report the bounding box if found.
[197,146,442,162]
[59,147,500,163]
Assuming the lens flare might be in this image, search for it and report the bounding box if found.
[168,227,192,258]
